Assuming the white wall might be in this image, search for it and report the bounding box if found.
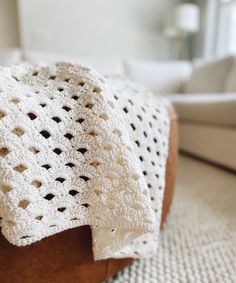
[0,0,20,49]
[18,0,181,59]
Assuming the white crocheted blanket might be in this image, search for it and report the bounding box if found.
[0,63,169,260]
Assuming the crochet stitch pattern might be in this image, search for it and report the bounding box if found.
[0,63,169,259]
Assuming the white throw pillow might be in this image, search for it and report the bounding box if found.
[23,50,124,76]
[0,48,22,65]
[185,56,234,93]
[124,58,192,94]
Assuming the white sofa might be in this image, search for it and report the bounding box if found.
[125,56,236,171]
[1,49,235,170]
[123,56,236,171]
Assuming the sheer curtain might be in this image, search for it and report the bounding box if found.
[216,0,236,55]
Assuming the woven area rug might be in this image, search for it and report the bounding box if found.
[106,155,236,283]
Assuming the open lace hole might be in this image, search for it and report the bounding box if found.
[130,123,136,131]
[18,200,30,209]
[49,75,56,80]
[31,180,42,188]
[85,103,94,109]
[57,87,64,92]
[147,147,151,152]
[42,164,51,170]
[21,235,31,239]
[69,190,79,196]
[40,103,47,108]
[81,203,89,208]
[70,218,78,221]
[29,147,40,154]
[76,118,84,124]
[79,176,90,182]
[44,194,55,201]
[12,128,25,137]
[78,82,85,87]
[64,133,73,140]
[71,95,79,100]
[135,140,140,147]
[90,161,100,168]
[12,76,19,82]
[77,148,87,155]
[93,87,102,93]
[62,106,71,112]
[55,177,66,183]
[123,107,128,114]
[53,148,62,155]
[58,207,66,212]
[52,117,61,123]
[0,184,12,193]
[32,71,38,76]
[14,164,27,173]
[65,162,75,168]
[0,111,6,119]
[94,190,102,196]
[40,130,51,139]
[128,99,133,105]
[28,112,37,120]
[0,147,10,158]
[88,130,97,137]
[35,215,43,221]
[64,78,70,82]
[137,115,142,121]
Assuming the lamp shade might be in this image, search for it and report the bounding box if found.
[164,3,200,37]
[175,3,200,33]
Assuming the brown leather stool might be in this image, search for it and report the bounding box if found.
[0,100,177,283]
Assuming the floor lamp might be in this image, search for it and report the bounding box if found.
[164,3,200,59]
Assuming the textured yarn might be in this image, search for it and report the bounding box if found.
[106,156,236,283]
[0,63,170,260]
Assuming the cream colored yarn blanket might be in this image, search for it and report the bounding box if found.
[0,63,169,260]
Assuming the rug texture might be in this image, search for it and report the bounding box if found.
[106,155,236,283]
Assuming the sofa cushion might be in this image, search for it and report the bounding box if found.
[185,56,234,93]
[225,57,236,92]
[167,93,236,127]
[124,59,192,94]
